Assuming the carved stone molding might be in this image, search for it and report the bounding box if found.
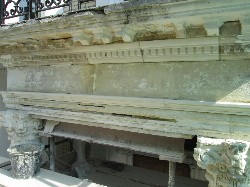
[0,37,220,67]
[194,137,250,187]
[1,110,42,147]
[1,38,250,67]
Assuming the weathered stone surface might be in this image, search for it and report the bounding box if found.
[93,61,250,102]
[0,0,249,46]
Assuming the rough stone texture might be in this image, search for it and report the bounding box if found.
[8,144,43,179]
[194,137,250,187]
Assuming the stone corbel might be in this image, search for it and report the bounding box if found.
[174,22,186,38]
[115,27,136,42]
[204,20,224,36]
[0,54,14,68]
[194,136,250,187]
[72,32,93,45]
[93,29,114,44]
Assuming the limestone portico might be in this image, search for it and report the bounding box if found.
[0,0,250,186]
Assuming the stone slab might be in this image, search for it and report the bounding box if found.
[0,168,105,187]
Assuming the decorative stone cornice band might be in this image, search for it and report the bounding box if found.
[0,37,220,67]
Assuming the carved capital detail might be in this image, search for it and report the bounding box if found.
[3,110,42,147]
[194,137,250,187]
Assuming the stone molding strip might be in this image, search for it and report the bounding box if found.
[84,37,219,64]
[0,37,219,67]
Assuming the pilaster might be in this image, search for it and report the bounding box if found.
[194,136,250,187]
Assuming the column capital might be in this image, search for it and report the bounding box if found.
[2,110,42,146]
[194,136,250,187]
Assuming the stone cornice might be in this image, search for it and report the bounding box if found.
[1,91,250,140]
[0,0,249,45]
[2,91,250,116]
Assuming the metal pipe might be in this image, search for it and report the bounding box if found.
[49,136,56,171]
[168,161,176,187]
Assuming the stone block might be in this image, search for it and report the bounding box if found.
[7,65,94,94]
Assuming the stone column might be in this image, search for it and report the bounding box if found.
[72,140,91,179]
[194,136,250,187]
[3,110,44,179]
[168,161,176,187]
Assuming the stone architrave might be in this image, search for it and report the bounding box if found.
[194,136,250,187]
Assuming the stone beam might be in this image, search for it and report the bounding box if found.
[42,122,186,163]
[2,91,250,141]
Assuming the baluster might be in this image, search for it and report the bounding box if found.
[0,0,3,25]
[34,0,38,18]
[28,0,32,20]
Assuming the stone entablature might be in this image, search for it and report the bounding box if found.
[0,0,249,186]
